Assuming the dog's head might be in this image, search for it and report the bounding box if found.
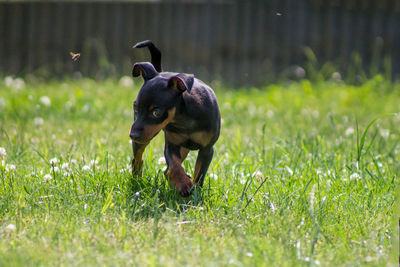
[129,62,194,144]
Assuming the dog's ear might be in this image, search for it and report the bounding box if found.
[132,62,158,81]
[168,73,194,93]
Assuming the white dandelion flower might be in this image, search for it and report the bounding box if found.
[5,164,16,172]
[332,72,342,81]
[50,166,59,172]
[34,117,44,126]
[379,129,389,139]
[209,173,218,180]
[40,96,51,107]
[0,147,6,159]
[89,160,98,167]
[350,173,360,180]
[49,158,59,166]
[252,170,263,181]
[82,104,90,113]
[119,76,134,87]
[61,163,69,170]
[158,157,166,165]
[82,165,91,172]
[4,76,14,87]
[345,127,354,136]
[43,174,52,182]
[13,78,25,90]
[5,224,16,232]
[0,98,5,109]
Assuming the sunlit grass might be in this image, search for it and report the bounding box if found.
[0,75,398,265]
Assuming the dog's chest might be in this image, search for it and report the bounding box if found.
[164,129,213,150]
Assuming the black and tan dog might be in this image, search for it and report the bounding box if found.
[130,40,221,197]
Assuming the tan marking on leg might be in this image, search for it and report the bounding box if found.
[166,154,193,197]
[180,147,190,162]
[193,156,202,184]
[132,142,148,174]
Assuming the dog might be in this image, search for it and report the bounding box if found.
[130,40,221,197]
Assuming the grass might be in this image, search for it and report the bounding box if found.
[0,75,398,266]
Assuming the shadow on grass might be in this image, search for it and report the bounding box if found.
[124,170,207,220]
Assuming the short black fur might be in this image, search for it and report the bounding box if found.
[130,40,221,197]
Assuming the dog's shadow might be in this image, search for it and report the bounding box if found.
[124,170,209,220]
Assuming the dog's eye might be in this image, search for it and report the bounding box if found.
[152,109,162,118]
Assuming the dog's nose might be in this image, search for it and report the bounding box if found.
[130,129,142,140]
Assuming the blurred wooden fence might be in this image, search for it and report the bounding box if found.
[1,0,400,85]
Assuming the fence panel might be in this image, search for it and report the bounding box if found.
[1,0,399,85]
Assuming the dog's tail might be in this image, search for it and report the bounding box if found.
[133,40,162,72]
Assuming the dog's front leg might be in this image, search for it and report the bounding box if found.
[164,142,193,197]
[131,141,148,175]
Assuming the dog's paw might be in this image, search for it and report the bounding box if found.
[176,177,193,197]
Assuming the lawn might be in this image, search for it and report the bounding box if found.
[0,75,398,266]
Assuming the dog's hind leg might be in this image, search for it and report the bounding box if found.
[193,146,214,187]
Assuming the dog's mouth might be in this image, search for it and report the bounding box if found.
[130,138,149,145]
[131,132,160,144]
